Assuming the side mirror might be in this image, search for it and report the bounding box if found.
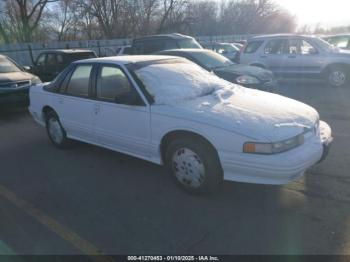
[115,92,143,106]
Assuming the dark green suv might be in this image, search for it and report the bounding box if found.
[131,33,202,55]
[29,49,97,82]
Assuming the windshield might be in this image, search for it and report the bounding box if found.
[0,56,21,73]
[312,37,338,51]
[131,59,233,105]
[177,39,202,49]
[217,44,239,53]
[191,50,234,70]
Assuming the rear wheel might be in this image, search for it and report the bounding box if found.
[45,111,71,148]
[165,138,223,194]
[326,66,348,87]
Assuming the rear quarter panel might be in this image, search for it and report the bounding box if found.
[29,84,54,125]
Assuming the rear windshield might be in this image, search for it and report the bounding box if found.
[190,50,234,70]
[177,39,202,49]
[244,41,264,54]
[0,56,21,73]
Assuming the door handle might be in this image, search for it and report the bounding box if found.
[260,55,267,58]
[58,97,64,104]
[288,55,296,58]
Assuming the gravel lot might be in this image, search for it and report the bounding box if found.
[0,80,349,255]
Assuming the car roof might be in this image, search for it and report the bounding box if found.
[159,48,211,54]
[39,49,95,54]
[324,34,350,38]
[75,55,183,65]
[205,42,233,45]
[250,34,315,40]
[133,33,194,41]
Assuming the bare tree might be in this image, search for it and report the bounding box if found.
[15,0,57,42]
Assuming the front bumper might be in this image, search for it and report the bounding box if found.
[318,120,333,162]
[0,86,30,107]
[219,120,332,185]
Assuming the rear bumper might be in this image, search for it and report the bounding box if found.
[0,87,30,107]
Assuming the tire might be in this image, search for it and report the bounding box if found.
[165,137,223,194]
[325,65,348,87]
[45,111,71,148]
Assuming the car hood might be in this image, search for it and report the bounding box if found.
[214,64,273,81]
[0,71,35,84]
[153,86,319,142]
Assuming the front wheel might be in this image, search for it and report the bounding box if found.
[45,111,71,148]
[326,66,348,87]
[165,138,223,194]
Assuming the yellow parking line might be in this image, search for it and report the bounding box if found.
[0,184,115,262]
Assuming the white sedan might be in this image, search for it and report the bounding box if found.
[29,56,333,194]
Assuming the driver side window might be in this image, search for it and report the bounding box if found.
[96,66,139,105]
[300,40,317,55]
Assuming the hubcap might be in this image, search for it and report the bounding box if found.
[172,148,205,188]
[48,118,64,144]
[329,70,346,86]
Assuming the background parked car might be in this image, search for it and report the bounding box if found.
[0,54,41,108]
[323,34,350,50]
[204,42,240,61]
[28,49,97,82]
[232,42,244,49]
[157,49,276,91]
[131,33,202,55]
[238,34,350,87]
[116,45,132,56]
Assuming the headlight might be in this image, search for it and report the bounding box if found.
[31,76,42,85]
[236,75,260,85]
[243,134,304,154]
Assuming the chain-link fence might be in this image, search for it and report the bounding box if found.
[0,34,254,66]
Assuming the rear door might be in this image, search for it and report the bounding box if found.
[260,39,288,75]
[52,64,95,142]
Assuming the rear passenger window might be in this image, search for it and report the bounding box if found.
[264,40,286,54]
[145,42,165,54]
[57,54,64,64]
[36,54,46,66]
[66,65,92,97]
[96,66,133,102]
[244,41,263,53]
[46,54,56,66]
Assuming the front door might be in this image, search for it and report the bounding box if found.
[282,38,322,76]
[92,65,151,158]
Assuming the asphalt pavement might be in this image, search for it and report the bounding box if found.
[0,80,349,256]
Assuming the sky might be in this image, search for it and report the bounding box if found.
[276,0,350,28]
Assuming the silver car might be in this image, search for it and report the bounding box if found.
[238,34,350,87]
